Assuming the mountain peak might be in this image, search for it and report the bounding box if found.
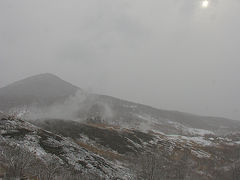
[0,73,80,110]
[26,73,64,80]
[1,73,80,91]
[10,73,67,84]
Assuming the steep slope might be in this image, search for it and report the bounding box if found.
[1,113,240,179]
[35,118,240,180]
[0,112,131,179]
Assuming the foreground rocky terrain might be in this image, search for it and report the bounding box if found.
[1,112,240,179]
[0,112,131,179]
[36,118,240,180]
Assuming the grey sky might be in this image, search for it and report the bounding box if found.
[0,0,240,120]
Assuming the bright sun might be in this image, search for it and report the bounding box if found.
[202,0,209,8]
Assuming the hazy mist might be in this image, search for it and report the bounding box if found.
[0,0,240,120]
[18,91,114,123]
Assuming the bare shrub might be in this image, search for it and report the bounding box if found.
[0,142,38,179]
[129,147,192,180]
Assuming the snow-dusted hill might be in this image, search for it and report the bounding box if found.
[0,112,131,179]
[35,118,240,180]
[1,112,240,179]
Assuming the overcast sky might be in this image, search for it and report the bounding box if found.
[0,0,240,120]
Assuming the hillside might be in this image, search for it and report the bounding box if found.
[0,73,240,136]
[1,113,240,179]
[34,118,240,180]
[0,112,131,179]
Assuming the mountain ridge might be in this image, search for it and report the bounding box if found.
[0,73,239,135]
[0,73,237,121]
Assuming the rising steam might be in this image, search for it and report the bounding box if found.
[11,91,114,123]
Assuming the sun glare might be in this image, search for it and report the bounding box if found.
[202,0,209,8]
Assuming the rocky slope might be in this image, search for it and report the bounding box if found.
[0,112,131,179]
[1,112,240,179]
[35,118,240,180]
